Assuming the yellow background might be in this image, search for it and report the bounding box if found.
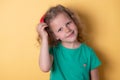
[0,0,120,80]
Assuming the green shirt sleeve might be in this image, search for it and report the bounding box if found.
[90,48,101,70]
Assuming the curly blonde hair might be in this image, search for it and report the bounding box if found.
[37,4,86,47]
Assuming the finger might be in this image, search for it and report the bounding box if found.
[36,23,47,32]
[36,24,42,33]
[41,25,48,31]
[41,23,48,27]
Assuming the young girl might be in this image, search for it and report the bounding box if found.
[36,4,101,80]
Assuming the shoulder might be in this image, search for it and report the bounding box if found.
[49,43,61,50]
[80,43,98,59]
[81,43,101,70]
[49,43,61,54]
[81,43,93,53]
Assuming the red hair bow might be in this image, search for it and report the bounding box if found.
[40,14,45,23]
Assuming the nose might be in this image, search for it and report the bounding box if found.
[64,27,71,33]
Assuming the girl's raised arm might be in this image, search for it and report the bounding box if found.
[37,23,53,72]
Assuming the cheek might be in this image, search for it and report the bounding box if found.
[56,32,65,39]
[70,23,76,29]
[56,33,62,37]
[72,25,78,31]
[53,32,62,40]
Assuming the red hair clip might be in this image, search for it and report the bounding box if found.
[40,14,45,23]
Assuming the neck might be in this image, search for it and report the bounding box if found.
[62,41,81,49]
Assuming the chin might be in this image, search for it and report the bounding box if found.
[64,38,77,43]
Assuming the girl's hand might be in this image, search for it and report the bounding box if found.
[36,23,48,40]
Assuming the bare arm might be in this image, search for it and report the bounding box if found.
[39,38,53,72]
[37,23,53,72]
[90,68,99,80]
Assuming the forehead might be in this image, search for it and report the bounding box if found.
[49,13,71,29]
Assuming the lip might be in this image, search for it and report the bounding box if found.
[66,31,74,38]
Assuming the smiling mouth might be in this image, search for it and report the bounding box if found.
[66,31,74,38]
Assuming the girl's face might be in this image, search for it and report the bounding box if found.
[50,13,78,43]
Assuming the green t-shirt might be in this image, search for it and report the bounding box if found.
[49,43,101,80]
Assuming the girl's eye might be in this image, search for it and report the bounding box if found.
[66,21,72,26]
[58,28,62,32]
